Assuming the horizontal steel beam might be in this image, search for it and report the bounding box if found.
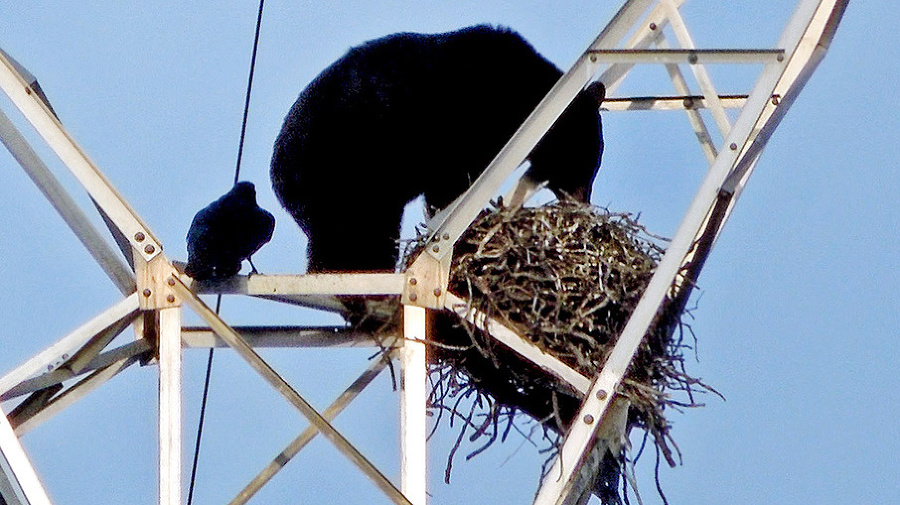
[172,277,413,505]
[181,326,383,349]
[191,273,405,297]
[603,94,750,111]
[254,294,349,314]
[587,48,785,64]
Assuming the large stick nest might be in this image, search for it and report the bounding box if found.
[393,200,712,502]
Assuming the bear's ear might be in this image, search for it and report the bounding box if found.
[584,81,606,105]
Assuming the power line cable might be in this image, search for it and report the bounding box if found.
[234,0,266,186]
[187,2,266,503]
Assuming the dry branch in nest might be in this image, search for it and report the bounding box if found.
[394,199,714,503]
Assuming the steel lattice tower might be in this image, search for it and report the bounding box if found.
[0,1,847,504]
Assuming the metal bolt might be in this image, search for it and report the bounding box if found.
[649,22,657,30]
[590,54,597,63]
[596,389,608,400]
[134,232,145,242]
[144,244,155,254]
[730,142,738,151]
[432,245,440,253]
[688,52,698,64]
[409,278,418,286]
[583,414,595,424]
[166,294,175,303]
[167,278,176,286]
[683,97,694,109]
[433,288,442,297]
[777,54,785,62]
[409,293,418,302]
[442,233,450,241]
[771,95,780,106]
[142,289,152,297]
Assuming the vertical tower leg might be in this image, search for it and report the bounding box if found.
[0,405,52,505]
[400,306,427,505]
[158,307,182,505]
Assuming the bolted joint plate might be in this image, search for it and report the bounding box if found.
[402,244,451,309]
[131,229,162,262]
[135,254,182,310]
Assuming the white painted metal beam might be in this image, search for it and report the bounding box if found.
[190,273,405,296]
[0,48,161,264]
[0,108,135,295]
[0,3,848,505]
[171,277,414,505]
[12,353,140,436]
[63,311,137,377]
[0,404,52,505]
[158,307,182,505]
[400,306,427,505]
[424,0,658,250]
[1,340,151,401]
[721,0,848,198]
[532,1,847,503]
[659,0,734,135]
[180,326,382,349]
[0,294,140,398]
[603,94,748,111]
[586,48,784,64]
[229,353,393,505]
[597,0,720,164]
[255,294,349,314]
[445,294,590,396]
[597,0,683,94]
[653,35,720,164]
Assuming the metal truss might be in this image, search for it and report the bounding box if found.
[0,0,846,504]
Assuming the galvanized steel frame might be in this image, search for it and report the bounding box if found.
[0,0,845,504]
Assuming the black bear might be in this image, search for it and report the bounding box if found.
[272,25,605,273]
[185,181,275,281]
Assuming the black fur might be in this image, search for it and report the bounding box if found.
[185,182,275,280]
[272,25,604,272]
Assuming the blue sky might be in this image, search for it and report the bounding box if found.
[1,1,898,504]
